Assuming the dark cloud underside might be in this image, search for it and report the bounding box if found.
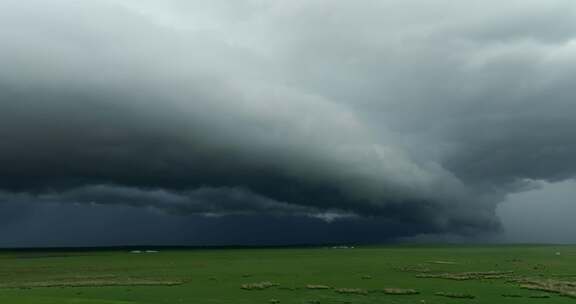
[0,0,575,243]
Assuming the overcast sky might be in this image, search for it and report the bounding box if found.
[0,0,575,247]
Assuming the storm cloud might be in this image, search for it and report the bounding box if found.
[1,0,575,240]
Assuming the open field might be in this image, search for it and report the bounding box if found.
[1,245,576,303]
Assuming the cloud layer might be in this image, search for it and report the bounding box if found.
[1,0,575,239]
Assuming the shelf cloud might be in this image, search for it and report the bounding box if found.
[1,0,575,241]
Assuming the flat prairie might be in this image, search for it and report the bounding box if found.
[1,245,575,303]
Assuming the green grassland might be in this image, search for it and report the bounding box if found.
[1,245,575,303]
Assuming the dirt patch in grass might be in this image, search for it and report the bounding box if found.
[417,271,513,280]
[306,284,331,290]
[435,291,476,299]
[426,260,458,265]
[334,288,368,295]
[381,288,419,295]
[516,278,576,298]
[241,281,279,290]
[0,277,185,288]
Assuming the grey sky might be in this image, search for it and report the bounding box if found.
[498,180,576,244]
[0,0,575,246]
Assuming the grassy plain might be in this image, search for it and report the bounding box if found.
[1,245,575,303]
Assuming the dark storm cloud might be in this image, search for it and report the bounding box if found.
[0,0,575,239]
[1,185,339,218]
